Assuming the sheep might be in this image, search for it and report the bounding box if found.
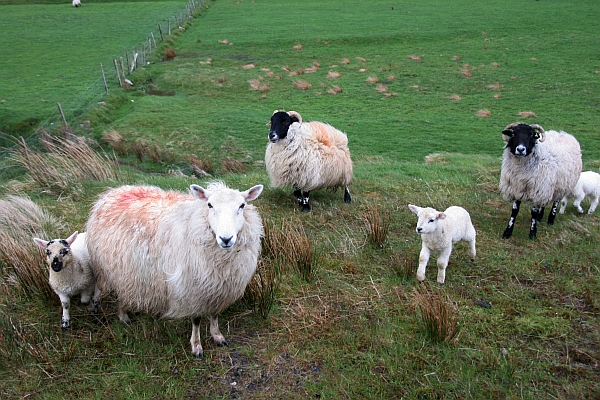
[408,205,476,284]
[85,182,264,358]
[499,123,582,239]
[72,0,81,7]
[265,110,353,212]
[33,231,100,329]
[559,171,600,215]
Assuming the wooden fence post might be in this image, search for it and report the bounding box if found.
[57,102,70,132]
[100,62,109,95]
[113,59,122,87]
[158,24,163,41]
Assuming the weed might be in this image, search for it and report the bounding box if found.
[412,284,460,344]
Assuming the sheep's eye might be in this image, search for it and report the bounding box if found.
[60,248,69,256]
[208,203,213,209]
[240,204,245,210]
[46,249,51,256]
[429,219,435,223]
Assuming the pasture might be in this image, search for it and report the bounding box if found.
[1,0,599,398]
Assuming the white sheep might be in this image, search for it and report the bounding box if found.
[559,171,600,215]
[85,182,264,358]
[33,231,100,329]
[72,0,81,7]
[265,110,353,212]
[499,123,582,239]
[408,205,476,284]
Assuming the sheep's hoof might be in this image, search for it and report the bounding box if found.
[61,320,70,329]
[195,351,204,359]
[502,231,512,239]
[344,190,352,203]
[301,205,311,213]
[217,340,229,347]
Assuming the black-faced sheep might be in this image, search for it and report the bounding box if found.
[559,171,600,215]
[408,205,476,284]
[265,110,353,212]
[85,182,264,358]
[33,231,100,329]
[499,123,582,239]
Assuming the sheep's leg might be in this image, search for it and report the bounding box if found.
[588,196,599,214]
[436,247,452,284]
[502,200,521,239]
[57,292,71,329]
[529,207,544,239]
[300,191,311,212]
[547,201,559,225]
[209,314,228,347]
[559,196,569,215]
[573,194,586,214]
[416,245,431,282]
[468,239,476,261]
[191,316,204,358]
[344,187,352,203]
[117,305,131,324]
[89,285,101,314]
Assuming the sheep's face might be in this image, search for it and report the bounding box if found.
[268,111,299,143]
[191,184,263,249]
[408,205,445,235]
[33,232,78,272]
[502,124,542,158]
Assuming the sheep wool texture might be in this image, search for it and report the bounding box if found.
[85,184,263,319]
[500,130,582,207]
[265,121,353,191]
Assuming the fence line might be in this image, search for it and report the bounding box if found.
[7,0,204,153]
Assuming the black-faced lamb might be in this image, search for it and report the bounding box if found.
[559,171,600,215]
[33,231,100,329]
[265,110,353,212]
[499,123,582,239]
[408,205,476,284]
[85,182,264,358]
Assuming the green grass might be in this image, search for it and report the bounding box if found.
[1,0,600,398]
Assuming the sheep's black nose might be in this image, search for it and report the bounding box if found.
[51,259,63,272]
[416,227,423,233]
[220,236,233,246]
[268,132,279,142]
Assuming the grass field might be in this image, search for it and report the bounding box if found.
[1,0,599,398]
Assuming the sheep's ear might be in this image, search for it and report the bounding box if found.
[243,185,263,202]
[408,204,420,215]
[437,212,446,220]
[190,184,210,201]
[33,238,48,248]
[65,231,78,245]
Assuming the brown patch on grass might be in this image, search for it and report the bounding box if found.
[163,48,176,60]
[327,85,343,95]
[453,55,461,61]
[366,76,379,84]
[493,93,502,98]
[362,206,390,248]
[356,57,366,62]
[518,111,537,118]
[386,75,396,82]
[216,76,227,86]
[189,154,212,177]
[288,68,305,76]
[222,157,247,173]
[102,129,127,155]
[449,94,462,101]
[461,69,472,78]
[132,138,148,161]
[412,285,460,344]
[531,57,538,62]
[407,54,422,61]
[488,82,503,90]
[218,39,230,45]
[476,109,492,117]
[375,84,388,93]
[282,66,291,72]
[326,71,341,79]
[358,68,367,72]
[425,153,450,165]
[293,80,312,90]
[341,58,350,64]
[492,62,500,68]
[293,44,302,50]
[410,85,419,89]
[382,92,398,98]
[248,79,269,92]
[242,63,255,69]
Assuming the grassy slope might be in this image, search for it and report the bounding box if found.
[0,0,187,134]
[1,0,599,399]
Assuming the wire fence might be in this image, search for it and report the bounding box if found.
[7,0,205,151]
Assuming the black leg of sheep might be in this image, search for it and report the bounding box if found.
[547,200,560,225]
[293,189,311,212]
[502,200,521,239]
[530,207,545,239]
[344,188,352,203]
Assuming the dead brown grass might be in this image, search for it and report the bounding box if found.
[407,54,422,61]
[412,284,460,344]
[293,80,312,90]
[326,71,341,79]
[221,157,247,174]
[476,109,492,117]
[518,111,538,118]
[362,206,390,248]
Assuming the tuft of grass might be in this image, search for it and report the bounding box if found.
[263,218,313,282]
[412,284,460,344]
[242,257,280,319]
[362,205,390,248]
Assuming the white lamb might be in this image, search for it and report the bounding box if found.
[85,182,263,358]
[408,205,476,284]
[559,171,600,215]
[72,0,81,7]
[265,110,353,212]
[33,231,100,329]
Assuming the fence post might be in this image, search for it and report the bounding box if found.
[151,32,157,48]
[100,62,109,95]
[113,59,122,87]
[57,102,70,132]
[158,24,163,41]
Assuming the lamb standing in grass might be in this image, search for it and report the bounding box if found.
[33,231,100,329]
[85,182,263,358]
[265,110,353,212]
[559,171,600,215]
[72,0,81,7]
[408,205,476,284]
